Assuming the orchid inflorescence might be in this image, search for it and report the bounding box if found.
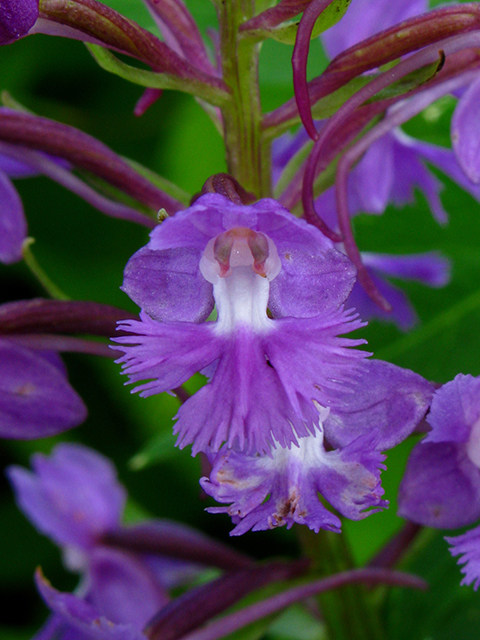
[1,0,480,638]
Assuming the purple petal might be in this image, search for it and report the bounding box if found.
[346,274,418,331]
[0,170,27,264]
[425,374,480,445]
[0,0,38,44]
[7,443,125,550]
[403,133,480,203]
[122,246,214,322]
[0,339,87,438]
[36,572,145,640]
[349,135,395,214]
[88,547,168,627]
[398,440,480,528]
[321,0,427,59]
[115,306,367,456]
[452,75,480,184]
[446,524,480,590]
[128,194,355,320]
[389,135,448,224]
[175,310,367,455]
[202,426,387,535]
[0,154,39,177]
[324,359,434,451]
[362,251,451,287]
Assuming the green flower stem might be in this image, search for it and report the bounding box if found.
[217,0,272,197]
[298,527,386,640]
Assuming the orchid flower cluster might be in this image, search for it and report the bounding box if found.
[1,0,480,638]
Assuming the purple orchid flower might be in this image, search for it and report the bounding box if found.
[8,443,255,640]
[8,444,169,639]
[398,374,480,589]
[113,193,433,465]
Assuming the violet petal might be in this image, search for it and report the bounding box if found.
[0,339,87,438]
[324,359,434,450]
[0,170,27,264]
[7,443,125,549]
[452,75,480,184]
[398,441,480,528]
[0,0,38,44]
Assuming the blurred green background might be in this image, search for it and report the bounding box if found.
[1,1,480,639]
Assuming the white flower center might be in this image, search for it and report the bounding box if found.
[199,227,281,334]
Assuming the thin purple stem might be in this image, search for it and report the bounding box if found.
[292,0,336,140]
[304,31,480,308]
[369,522,422,570]
[0,142,157,228]
[0,109,184,213]
[264,4,480,130]
[178,568,427,640]
[7,334,114,357]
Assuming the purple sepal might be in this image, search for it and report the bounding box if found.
[452,75,480,184]
[425,374,480,445]
[202,428,387,536]
[0,340,87,438]
[0,170,27,264]
[7,444,125,550]
[362,252,451,288]
[324,359,434,451]
[321,0,427,59]
[122,246,214,323]
[346,273,418,331]
[398,441,480,528]
[446,524,480,590]
[88,547,169,627]
[0,0,38,44]
[35,571,145,640]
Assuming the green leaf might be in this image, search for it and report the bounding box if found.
[384,530,480,640]
[243,0,352,44]
[129,430,181,470]
[85,45,230,107]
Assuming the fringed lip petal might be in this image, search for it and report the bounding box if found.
[446,524,480,590]
[202,426,387,535]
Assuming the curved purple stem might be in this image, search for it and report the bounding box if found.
[0,142,157,228]
[177,568,427,640]
[292,0,336,140]
[305,31,480,308]
[6,334,114,357]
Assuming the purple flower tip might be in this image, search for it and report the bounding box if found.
[0,0,38,44]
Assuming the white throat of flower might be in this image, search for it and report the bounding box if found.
[199,227,281,334]
[467,415,480,467]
